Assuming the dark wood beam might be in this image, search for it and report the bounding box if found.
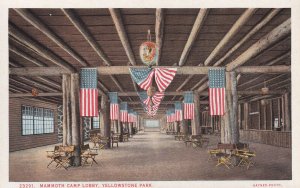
[235,66,290,74]
[14,9,88,67]
[204,9,257,66]
[178,9,208,66]
[9,23,76,72]
[10,45,47,67]
[9,92,63,98]
[9,67,71,76]
[226,18,291,71]
[155,8,165,66]
[62,9,111,66]
[109,9,136,66]
[244,74,286,90]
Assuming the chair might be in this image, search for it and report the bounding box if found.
[46,145,61,168]
[236,150,256,169]
[123,134,129,142]
[54,145,75,170]
[111,135,119,148]
[216,153,233,169]
[81,144,98,166]
[207,148,222,161]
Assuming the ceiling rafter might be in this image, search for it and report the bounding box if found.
[155,8,165,66]
[9,22,76,72]
[14,8,88,67]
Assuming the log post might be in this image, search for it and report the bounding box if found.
[62,74,71,146]
[70,73,81,166]
[182,120,188,135]
[262,103,267,130]
[100,95,111,148]
[284,93,291,131]
[221,71,239,144]
[281,95,285,131]
[129,122,133,137]
[244,102,249,130]
[191,91,201,135]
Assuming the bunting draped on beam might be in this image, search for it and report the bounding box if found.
[129,67,177,92]
[208,68,225,116]
[80,68,98,117]
[183,91,194,120]
[108,92,119,120]
[137,91,165,117]
[120,102,128,122]
[174,101,183,121]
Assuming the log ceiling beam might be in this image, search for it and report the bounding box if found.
[10,92,63,98]
[14,8,88,67]
[10,65,290,76]
[226,18,291,71]
[9,23,76,72]
[178,9,256,91]
[178,9,208,66]
[155,8,165,66]
[10,45,47,67]
[62,9,111,66]
[244,74,286,90]
[214,9,282,67]
[109,9,136,66]
[204,8,257,66]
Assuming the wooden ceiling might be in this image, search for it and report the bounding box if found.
[8,8,291,117]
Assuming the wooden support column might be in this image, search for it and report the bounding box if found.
[100,95,111,148]
[262,102,267,130]
[284,93,291,131]
[129,122,133,137]
[258,101,261,130]
[244,103,249,130]
[238,104,242,130]
[182,120,188,135]
[62,74,71,146]
[281,95,285,131]
[70,73,81,166]
[270,101,273,130]
[192,92,201,135]
[221,71,239,144]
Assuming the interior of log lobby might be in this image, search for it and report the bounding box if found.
[8,8,291,181]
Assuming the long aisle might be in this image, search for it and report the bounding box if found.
[9,132,291,181]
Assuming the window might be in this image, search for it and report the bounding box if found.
[92,116,100,129]
[21,105,54,135]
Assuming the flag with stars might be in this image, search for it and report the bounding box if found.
[174,101,183,121]
[184,91,194,120]
[129,68,154,90]
[208,68,225,116]
[120,102,128,122]
[80,68,98,117]
[108,92,119,120]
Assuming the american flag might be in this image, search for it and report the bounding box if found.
[108,92,119,120]
[174,101,183,121]
[80,68,98,117]
[208,68,225,116]
[120,102,128,122]
[166,109,171,123]
[170,108,176,122]
[154,68,177,92]
[130,68,177,92]
[129,68,154,90]
[184,91,194,120]
[137,91,164,117]
[128,109,133,123]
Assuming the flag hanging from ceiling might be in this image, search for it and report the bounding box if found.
[154,68,177,92]
[174,101,183,121]
[128,109,134,123]
[208,68,225,116]
[184,91,194,120]
[108,92,119,120]
[170,108,175,123]
[120,102,128,122]
[130,67,177,92]
[80,68,98,117]
[129,68,154,90]
[137,91,165,117]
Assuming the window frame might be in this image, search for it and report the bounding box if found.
[21,105,55,136]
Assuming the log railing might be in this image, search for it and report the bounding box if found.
[239,130,291,148]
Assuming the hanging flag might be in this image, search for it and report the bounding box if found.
[208,68,225,116]
[174,101,183,121]
[128,109,133,123]
[108,92,119,120]
[170,108,175,122]
[80,68,98,117]
[184,91,194,120]
[130,67,177,92]
[120,102,128,122]
[137,91,164,117]
[152,92,165,106]
[129,68,154,90]
[166,109,171,123]
[154,68,177,92]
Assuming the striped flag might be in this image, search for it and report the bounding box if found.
[154,68,177,92]
[80,68,98,117]
[170,108,175,122]
[208,68,225,116]
[184,91,194,119]
[128,109,134,123]
[108,92,119,120]
[130,67,177,92]
[129,68,154,90]
[166,109,172,123]
[174,101,183,121]
[120,102,128,122]
[137,91,164,117]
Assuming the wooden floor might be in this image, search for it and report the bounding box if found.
[9,132,291,181]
